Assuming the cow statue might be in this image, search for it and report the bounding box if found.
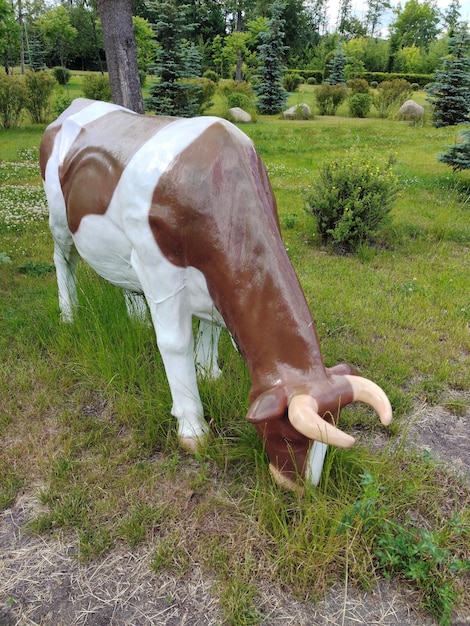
[40,99,392,491]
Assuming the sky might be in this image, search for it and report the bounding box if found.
[325,0,470,33]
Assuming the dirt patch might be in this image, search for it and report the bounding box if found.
[1,397,469,626]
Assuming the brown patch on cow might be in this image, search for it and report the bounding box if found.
[149,122,325,393]
[40,99,98,181]
[59,110,176,233]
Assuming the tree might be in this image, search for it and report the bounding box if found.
[255,1,288,114]
[96,0,144,113]
[438,127,470,170]
[365,0,391,37]
[68,1,105,72]
[133,15,158,73]
[324,45,347,83]
[0,0,20,73]
[443,0,461,31]
[146,1,201,116]
[389,0,440,52]
[36,5,77,69]
[426,26,470,127]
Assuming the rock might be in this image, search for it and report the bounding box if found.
[397,99,424,121]
[228,107,252,122]
[283,103,311,119]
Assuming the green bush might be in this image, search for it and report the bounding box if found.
[52,66,71,85]
[373,78,413,118]
[203,69,219,83]
[347,77,369,94]
[370,80,379,89]
[82,74,112,102]
[218,80,254,99]
[25,70,56,124]
[349,93,372,118]
[0,73,27,129]
[315,83,347,115]
[305,153,399,249]
[227,92,252,109]
[282,72,303,92]
[52,93,73,118]
[185,77,217,114]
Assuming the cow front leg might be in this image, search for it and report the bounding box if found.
[151,299,209,451]
[53,239,79,323]
[130,250,209,452]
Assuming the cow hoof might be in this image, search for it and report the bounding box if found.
[269,464,305,495]
[179,435,206,454]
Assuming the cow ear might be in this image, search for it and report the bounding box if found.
[246,387,288,423]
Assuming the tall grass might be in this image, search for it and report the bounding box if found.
[0,109,469,625]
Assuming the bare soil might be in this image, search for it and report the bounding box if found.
[1,396,469,626]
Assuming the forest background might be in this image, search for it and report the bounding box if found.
[0,0,467,87]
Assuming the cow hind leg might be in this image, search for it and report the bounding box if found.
[53,238,79,323]
[124,291,148,323]
[195,320,222,379]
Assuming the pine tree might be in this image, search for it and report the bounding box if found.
[426,25,470,127]
[255,1,288,115]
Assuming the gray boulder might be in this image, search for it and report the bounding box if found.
[228,107,252,123]
[283,103,311,119]
[397,99,424,121]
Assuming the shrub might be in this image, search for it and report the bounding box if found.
[52,66,71,85]
[370,80,379,89]
[349,93,372,118]
[0,73,27,129]
[411,82,420,91]
[347,77,369,94]
[315,83,347,115]
[282,72,303,92]
[82,74,112,102]
[203,70,219,83]
[25,70,56,123]
[305,153,399,250]
[186,77,217,114]
[218,80,254,99]
[227,92,253,109]
[306,77,317,85]
[373,78,413,118]
[52,93,73,118]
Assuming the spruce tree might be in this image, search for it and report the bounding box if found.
[255,1,288,115]
[426,25,470,127]
[325,46,347,84]
[438,128,470,171]
[145,1,201,117]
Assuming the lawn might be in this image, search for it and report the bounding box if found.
[0,89,469,625]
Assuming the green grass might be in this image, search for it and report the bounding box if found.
[0,101,469,626]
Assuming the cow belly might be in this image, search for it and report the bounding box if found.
[72,213,142,293]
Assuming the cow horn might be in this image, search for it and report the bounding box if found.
[288,395,356,448]
[344,375,393,426]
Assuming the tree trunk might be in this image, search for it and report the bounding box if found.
[96,0,144,113]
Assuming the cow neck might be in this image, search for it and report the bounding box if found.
[149,122,327,402]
